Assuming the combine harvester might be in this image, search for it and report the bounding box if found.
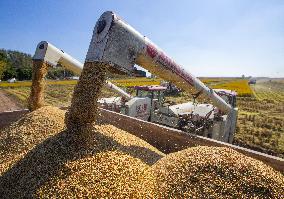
[0,11,283,172]
[33,41,236,142]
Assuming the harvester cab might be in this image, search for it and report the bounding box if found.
[135,85,166,108]
[214,89,237,108]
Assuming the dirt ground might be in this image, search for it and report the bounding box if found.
[0,89,22,112]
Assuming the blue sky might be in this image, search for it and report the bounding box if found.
[0,0,283,77]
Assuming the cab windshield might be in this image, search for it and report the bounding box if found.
[136,89,165,103]
[136,90,152,98]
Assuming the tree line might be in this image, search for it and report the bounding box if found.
[0,49,75,81]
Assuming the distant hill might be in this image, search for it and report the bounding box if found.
[0,49,33,69]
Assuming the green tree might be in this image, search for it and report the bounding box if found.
[3,64,17,80]
[0,48,75,80]
[46,64,75,79]
[16,66,32,80]
[0,60,7,80]
[0,49,33,80]
[0,50,9,80]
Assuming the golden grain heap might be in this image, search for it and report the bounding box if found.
[151,146,284,198]
[0,61,283,198]
[0,117,164,198]
[0,106,65,174]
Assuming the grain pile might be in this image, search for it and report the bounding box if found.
[36,151,156,198]
[28,60,50,111]
[36,139,159,198]
[151,146,284,198]
[0,121,164,198]
[0,106,65,174]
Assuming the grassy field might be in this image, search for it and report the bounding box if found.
[1,77,283,158]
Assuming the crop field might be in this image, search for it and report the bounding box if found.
[0,78,162,88]
[200,77,238,85]
[212,79,253,97]
[110,77,162,87]
[0,80,78,87]
[1,77,283,158]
